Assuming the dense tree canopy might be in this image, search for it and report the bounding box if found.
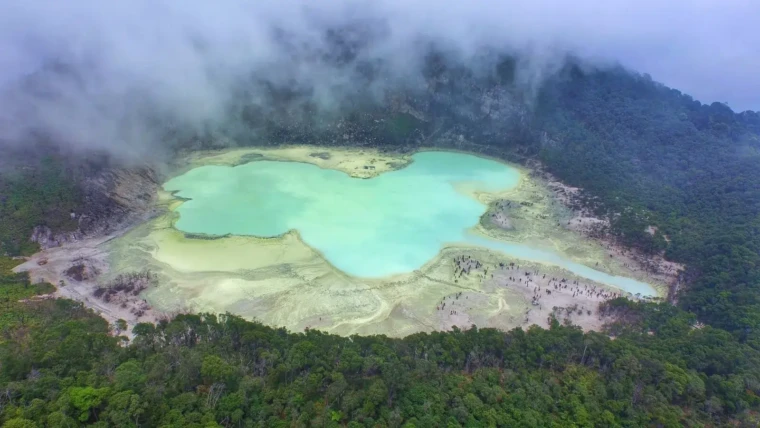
[0,155,82,256]
[1,261,759,426]
[534,66,760,341]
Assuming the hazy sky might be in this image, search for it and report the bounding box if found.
[0,0,758,157]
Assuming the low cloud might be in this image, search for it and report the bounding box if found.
[1,0,757,160]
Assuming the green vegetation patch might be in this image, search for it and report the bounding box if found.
[0,303,757,426]
[0,257,56,338]
[0,156,82,256]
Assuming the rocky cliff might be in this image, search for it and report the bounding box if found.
[30,167,161,249]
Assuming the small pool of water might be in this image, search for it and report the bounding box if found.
[164,151,656,296]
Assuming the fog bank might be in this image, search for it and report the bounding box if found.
[1,0,757,159]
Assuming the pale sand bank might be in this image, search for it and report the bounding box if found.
[182,145,412,179]
[150,227,317,274]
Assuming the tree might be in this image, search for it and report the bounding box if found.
[66,387,110,422]
[201,355,234,385]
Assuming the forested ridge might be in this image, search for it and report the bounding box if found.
[2,62,760,426]
[535,66,760,341]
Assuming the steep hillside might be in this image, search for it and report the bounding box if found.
[0,147,160,255]
[534,66,760,339]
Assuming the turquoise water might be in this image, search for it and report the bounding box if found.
[165,151,656,296]
[466,236,655,296]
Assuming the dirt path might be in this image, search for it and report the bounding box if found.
[13,231,163,339]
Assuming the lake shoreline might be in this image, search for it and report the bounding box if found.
[15,144,675,337]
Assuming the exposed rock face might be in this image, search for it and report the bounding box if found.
[30,225,82,249]
[31,167,161,249]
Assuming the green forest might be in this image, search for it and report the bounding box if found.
[2,62,760,426]
[0,155,82,257]
[1,257,759,427]
[536,66,760,342]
